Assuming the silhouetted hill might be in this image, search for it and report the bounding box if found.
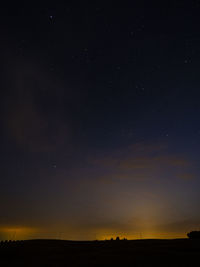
[0,239,200,266]
[187,231,200,239]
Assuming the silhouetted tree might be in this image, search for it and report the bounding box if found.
[187,231,200,239]
[116,236,120,241]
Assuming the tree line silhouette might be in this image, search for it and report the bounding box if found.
[187,231,200,239]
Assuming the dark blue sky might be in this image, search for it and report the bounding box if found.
[1,1,200,240]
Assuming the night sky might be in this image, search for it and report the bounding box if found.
[1,1,200,240]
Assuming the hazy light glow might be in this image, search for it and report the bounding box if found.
[1,2,200,241]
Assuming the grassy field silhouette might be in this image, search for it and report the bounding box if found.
[1,238,200,266]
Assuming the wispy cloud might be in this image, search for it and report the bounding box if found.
[3,59,79,152]
[87,142,194,181]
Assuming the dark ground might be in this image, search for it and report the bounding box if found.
[0,239,200,266]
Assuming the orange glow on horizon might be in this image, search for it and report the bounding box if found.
[96,231,186,240]
[0,225,187,241]
[0,226,37,240]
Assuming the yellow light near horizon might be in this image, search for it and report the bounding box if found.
[0,226,37,240]
[96,232,186,240]
[0,225,187,241]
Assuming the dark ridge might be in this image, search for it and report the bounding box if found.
[187,231,200,239]
[1,238,200,266]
